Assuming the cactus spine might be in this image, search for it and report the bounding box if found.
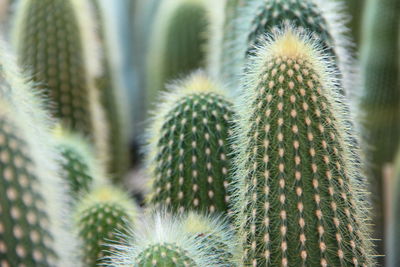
[90,0,129,180]
[146,0,209,109]
[107,212,237,266]
[0,40,74,266]
[232,30,373,266]
[54,128,104,196]
[75,185,138,266]
[146,72,235,214]
[360,0,400,260]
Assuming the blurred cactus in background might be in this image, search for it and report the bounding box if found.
[360,0,400,261]
[146,0,210,110]
[146,72,235,215]
[388,150,400,267]
[54,127,104,196]
[107,211,237,266]
[0,40,74,266]
[90,0,130,181]
[75,185,138,266]
[13,0,108,161]
[232,29,374,266]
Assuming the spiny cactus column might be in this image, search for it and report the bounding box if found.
[14,0,97,138]
[0,40,74,266]
[90,0,129,181]
[146,0,209,109]
[146,72,235,214]
[54,127,104,196]
[75,185,137,266]
[233,30,373,266]
[228,0,352,94]
[107,212,236,266]
[360,0,400,261]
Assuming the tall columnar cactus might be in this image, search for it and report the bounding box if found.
[90,0,129,181]
[360,0,400,260]
[0,40,74,266]
[75,185,138,266]
[54,127,104,196]
[232,30,374,266]
[388,150,400,267]
[13,0,108,159]
[226,0,352,94]
[107,212,237,266]
[146,0,209,109]
[146,72,235,214]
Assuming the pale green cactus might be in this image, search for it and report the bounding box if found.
[106,211,238,266]
[75,185,138,266]
[146,72,235,215]
[0,39,74,266]
[232,29,374,266]
[388,149,400,267]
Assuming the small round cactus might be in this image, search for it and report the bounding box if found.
[74,185,138,266]
[106,212,237,266]
[0,39,74,266]
[232,29,374,266]
[146,72,235,215]
[54,127,105,196]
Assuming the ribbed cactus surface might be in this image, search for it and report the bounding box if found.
[55,128,101,196]
[147,72,234,214]
[147,0,209,109]
[0,109,57,266]
[15,0,94,136]
[108,212,237,266]
[233,30,373,266]
[75,185,137,266]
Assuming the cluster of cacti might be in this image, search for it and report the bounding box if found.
[74,185,138,266]
[146,72,235,214]
[0,39,73,266]
[360,0,400,262]
[4,0,399,265]
[107,212,237,266]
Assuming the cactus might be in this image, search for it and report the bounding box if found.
[75,185,138,266]
[13,0,108,160]
[232,29,374,266]
[227,0,352,94]
[107,212,237,266]
[0,40,74,266]
[90,0,130,181]
[146,0,209,110]
[54,127,104,196]
[146,72,235,214]
[360,0,400,261]
[388,150,400,267]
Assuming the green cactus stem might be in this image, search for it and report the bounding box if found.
[388,149,400,267]
[107,212,237,266]
[90,0,129,181]
[232,29,374,266]
[0,39,74,266]
[75,185,138,266]
[146,0,209,110]
[146,72,235,215]
[360,0,400,261]
[54,127,104,196]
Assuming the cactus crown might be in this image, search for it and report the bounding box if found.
[53,126,104,195]
[231,29,373,266]
[0,39,74,266]
[75,185,138,266]
[106,211,236,267]
[146,71,235,214]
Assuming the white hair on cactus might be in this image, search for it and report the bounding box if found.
[230,27,374,265]
[0,38,77,266]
